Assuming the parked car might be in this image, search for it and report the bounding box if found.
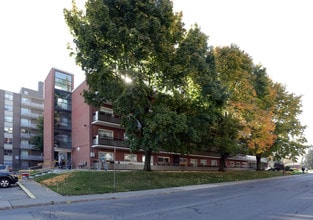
[0,164,12,172]
[0,172,18,188]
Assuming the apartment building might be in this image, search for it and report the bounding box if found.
[43,68,73,169]
[0,82,44,171]
[42,68,267,171]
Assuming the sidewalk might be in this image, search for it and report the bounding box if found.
[1,173,293,210]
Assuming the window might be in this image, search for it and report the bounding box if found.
[124,154,137,162]
[179,158,187,166]
[190,159,198,167]
[4,104,13,111]
[4,138,12,144]
[98,129,113,139]
[236,162,241,168]
[4,150,12,156]
[4,127,13,133]
[55,71,72,91]
[4,116,13,123]
[57,97,70,110]
[230,161,235,167]
[200,159,207,166]
[21,97,31,103]
[158,156,170,164]
[98,152,114,161]
[21,108,31,114]
[5,93,13,101]
[21,140,29,145]
[211,160,218,167]
[241,162,248,168]
[21,128,30,134]
[21,118,31,125]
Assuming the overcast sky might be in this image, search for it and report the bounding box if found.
[1,0,312,145]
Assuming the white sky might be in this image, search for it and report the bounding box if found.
[1,0,312,145]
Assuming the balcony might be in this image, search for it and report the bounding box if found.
[20,112,42,119]
[20,133,31,139]
[20,122,37,129]
[20,144,36,150]
[92,135,126,148]
[21,101,44,110]
[92,111,121,128]
[20,155,43,161]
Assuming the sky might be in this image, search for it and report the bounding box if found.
[1,0,312,145]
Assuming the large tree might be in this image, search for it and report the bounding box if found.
[213,45,256,168]
[64,0,226,171]
[271,82,308,161]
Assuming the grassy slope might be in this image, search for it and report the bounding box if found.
[33,170,296,196]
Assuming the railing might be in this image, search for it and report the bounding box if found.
[92,111,121,126]
[92,136,125,147]
[20,144,36,150]
[20,155,44,161]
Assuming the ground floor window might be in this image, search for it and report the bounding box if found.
[124,153,137,162]
[190,159,198,167]
[200,159,207,166]
[211,160,218,167]
[179,158,187,166]
[158,156,170,165]
[98,151,114,161]
[230,161,235,167]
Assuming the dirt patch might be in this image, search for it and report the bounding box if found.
[41,173,71,186]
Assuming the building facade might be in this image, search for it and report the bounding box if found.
[43,68,74,169]
[42,68,266,171]
[0,83,44,171]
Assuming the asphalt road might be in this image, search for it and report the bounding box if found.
[0,183,28,201]
[1,174,313,220]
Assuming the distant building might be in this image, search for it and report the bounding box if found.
[0,82,44,171]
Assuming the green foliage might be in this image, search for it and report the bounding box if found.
[271,83,308,161]
[64,0,308,170]
[30,116,44,152]
[65,0,227,170]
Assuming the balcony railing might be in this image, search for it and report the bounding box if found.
[92,135,126,148]
[20,112,42,119]
[20,122,37,129]
[21,101,44,110]
[92,111,121,127]
[20,144,36,150]
[20,155,43,161]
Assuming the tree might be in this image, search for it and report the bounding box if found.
[64,0,226,171]
[271,82,308,161]
[303,147,313,169]
[213,45,256,168]
[30,116,44,152]
[210,112,243,171]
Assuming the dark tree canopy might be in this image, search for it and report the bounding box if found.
[64,0,227,171]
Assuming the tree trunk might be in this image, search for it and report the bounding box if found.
[219,154,227,172]
[256,154,262,171]
[143,148,152,171]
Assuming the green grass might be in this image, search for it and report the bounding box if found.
[34,170,297,196]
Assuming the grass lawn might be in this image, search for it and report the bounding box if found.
[33,170,298,196]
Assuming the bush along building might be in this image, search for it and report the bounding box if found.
[42,68,266,171]
[0,83,44,171]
